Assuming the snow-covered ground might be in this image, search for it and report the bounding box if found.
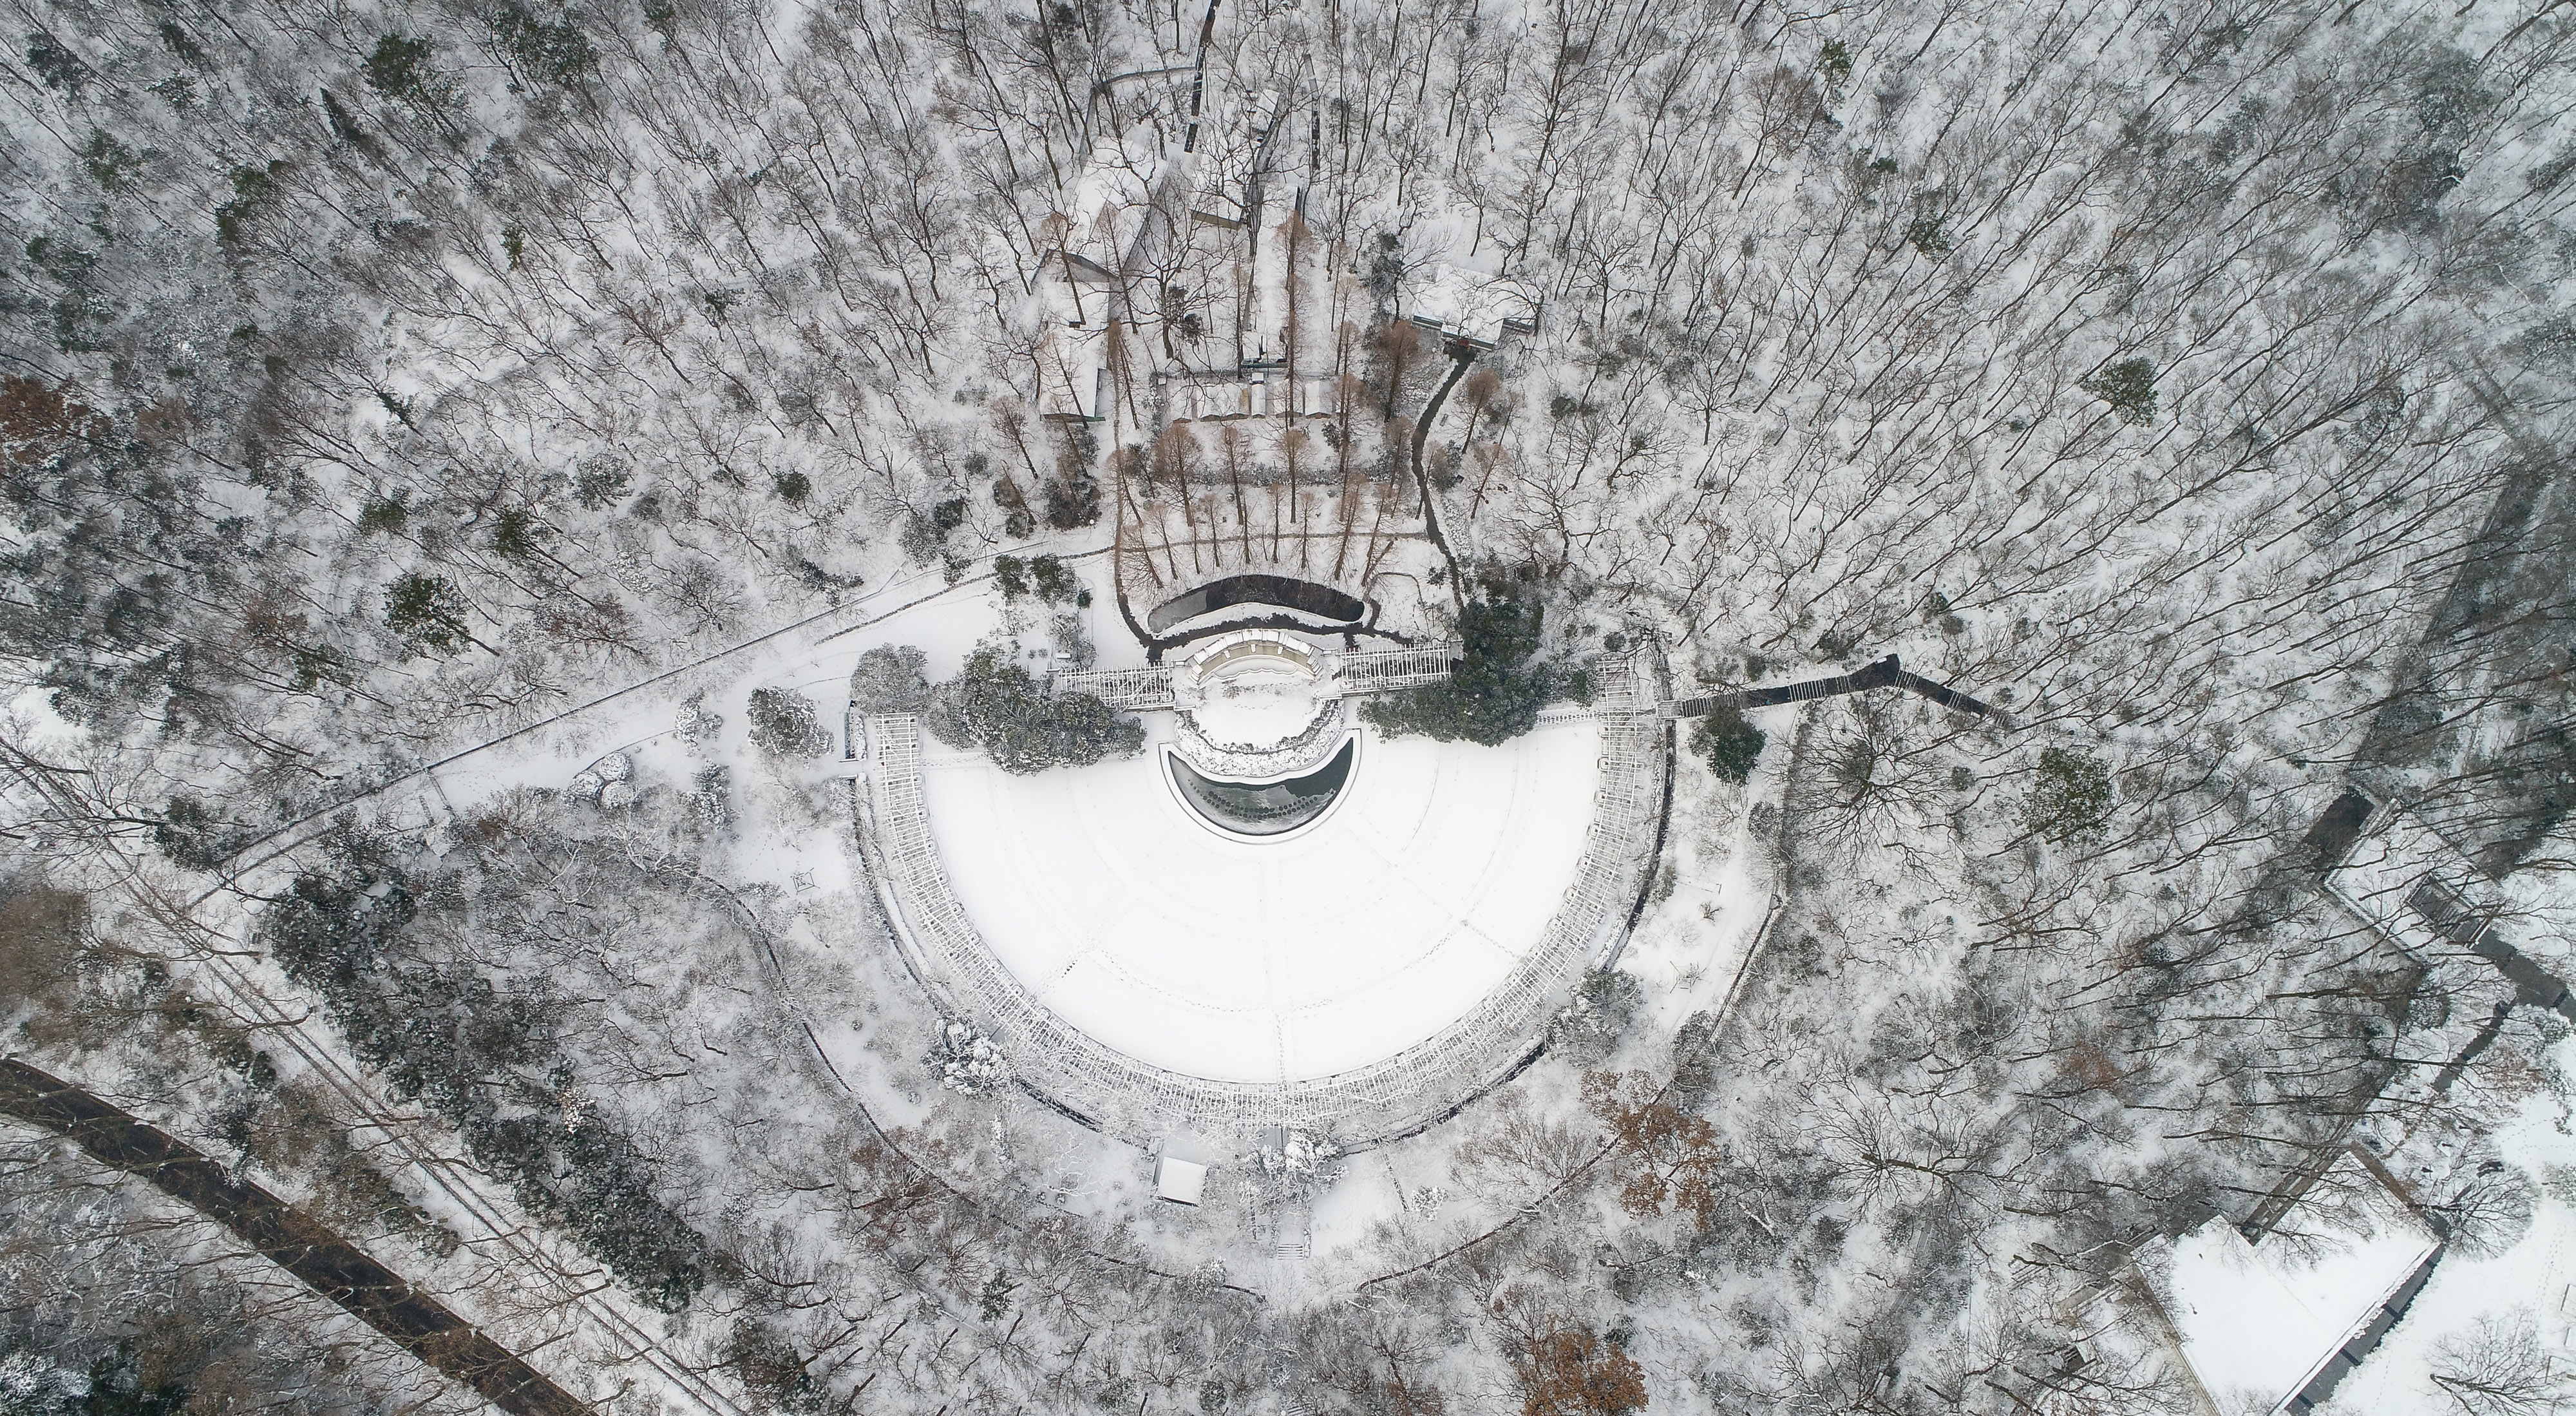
[2143,1150,2439,1415]
[915,713,1604,1083]
[2321,1046,2576,1415]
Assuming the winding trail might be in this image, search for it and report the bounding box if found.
[0,1060,591,1416]
[1407,347,1475,602]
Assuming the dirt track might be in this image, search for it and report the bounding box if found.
[0,1058,591,1416]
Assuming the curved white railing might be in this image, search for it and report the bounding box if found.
[851,646,1668,1143]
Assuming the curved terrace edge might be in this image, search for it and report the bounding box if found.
[844,643,1674,1146]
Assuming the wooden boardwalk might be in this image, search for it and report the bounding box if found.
[1670,654,1993,718]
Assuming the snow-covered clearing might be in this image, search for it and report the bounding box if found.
[917,713,1602,1083]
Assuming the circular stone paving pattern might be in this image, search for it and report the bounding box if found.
[920,713,1600,1083]
[851,640,1669,1141]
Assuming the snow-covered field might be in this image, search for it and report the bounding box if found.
[916,713,1604,1083]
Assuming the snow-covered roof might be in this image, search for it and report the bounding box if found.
[2140,1149,2439,1415]
[1154,1155,1209,1205]
[1401,262,1538,347]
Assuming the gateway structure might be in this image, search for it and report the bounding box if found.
[849,628,1672,1143]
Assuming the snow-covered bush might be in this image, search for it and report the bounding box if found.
[1360,595,1555,745]
[849,644,931,714]
[923,644,1142,774]
[745,687,831,760]
[676,692,723,751]
[1256,1128,1343,1191]
[1690,706,1766,782]
[690,766,730,828]
[1546,967,1643,1063]
[925,1018,1008,1095]
[568,752,627,805]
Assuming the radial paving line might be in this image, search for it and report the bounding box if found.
[0,1059,591,1416]
[124,876,750,1416]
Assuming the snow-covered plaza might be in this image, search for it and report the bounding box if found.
[923,714,1600,1084]
[851,639,1672,1142]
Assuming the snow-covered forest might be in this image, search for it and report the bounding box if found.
[6,0,2576,1408]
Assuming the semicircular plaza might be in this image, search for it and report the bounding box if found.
[849,642,1671,1143]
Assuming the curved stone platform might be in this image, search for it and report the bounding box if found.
[848,646,1670,1143]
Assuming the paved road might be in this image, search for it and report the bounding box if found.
[0,1059,591,1416]
[1670,653,1994,718]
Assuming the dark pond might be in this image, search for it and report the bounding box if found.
[1169,739,1356,837]
[1146,575,1366,633]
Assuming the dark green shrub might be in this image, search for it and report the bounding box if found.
[744,686,830,759]
[1029,553,1076,604]
[383,572,472,655]
[849,644,931,714]
[25,32,85,93]
[355,494,408,534]
[492,3,595,86]
[1361,597,1553,746]
[214,160,290,244]
[1042,468,1099,529]
[1906,217,1953,256]
[154,796,250,870]
[491,506,540,559]
[1690,706,1766,782]
[79,131,140,191]
[2024,746,2114,842]
[925,646,1142,773]
[2081,357,2158,425]
[361,34,437,100]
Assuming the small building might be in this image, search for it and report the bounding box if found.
[2137,1147,2441,1415]
[1153,1155,1209,1207]
[1399,262,1539,350]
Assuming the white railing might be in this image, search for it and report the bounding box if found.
[1047,665,1177,710]
[1328,644,1461,693]
[851,642,1669,1143]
